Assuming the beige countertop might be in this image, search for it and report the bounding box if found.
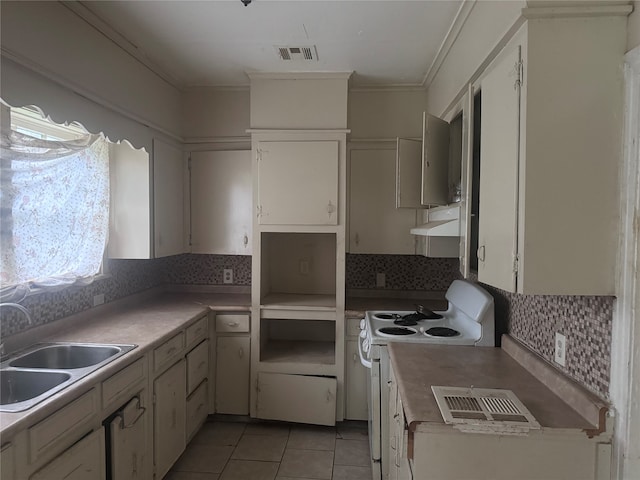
[0,291,251,439]
[388,341,599,432]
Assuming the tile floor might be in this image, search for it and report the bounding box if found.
[165,419,373,480]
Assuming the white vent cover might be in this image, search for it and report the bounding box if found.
[431,386,541,436]
[275,45,318,61]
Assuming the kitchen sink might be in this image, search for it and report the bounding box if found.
[0,342,137,412]
[0,370,72,406]
[10,344,124,369]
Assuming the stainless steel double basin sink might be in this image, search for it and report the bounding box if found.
[0,342,136,412]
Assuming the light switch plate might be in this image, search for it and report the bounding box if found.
[376,272,386,288]
[93,294,105,306]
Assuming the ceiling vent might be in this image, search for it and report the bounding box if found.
[275,45,318,61]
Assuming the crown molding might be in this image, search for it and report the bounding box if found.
[246,71,353,81]
[422,0,477,89]
[62,1,184,89]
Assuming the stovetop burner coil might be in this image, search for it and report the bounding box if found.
[425,327,459,337]
[378,327,416,336]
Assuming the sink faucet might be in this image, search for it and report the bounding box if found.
[0,303,33,356]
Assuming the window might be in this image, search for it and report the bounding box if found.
[0,105,109,294]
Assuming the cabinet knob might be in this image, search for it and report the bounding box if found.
[239,347,244,358]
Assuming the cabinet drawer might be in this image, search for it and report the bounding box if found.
[102,357,146,409]
[187,340,209,395]
[346,317,363,337]
[256,373,336,426]
[30,427,105,480]
[154,332,184,373]
[186,315,208,348]
[29,388,99,463]
[216,314,250,333]
[186,380,208,441]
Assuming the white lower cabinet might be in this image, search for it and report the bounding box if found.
[345,317,367,420]
[153,359,186,480]
[1,443,15,480]
[256,372,337,426]
[216,336,250,415]
[31,428,105,480]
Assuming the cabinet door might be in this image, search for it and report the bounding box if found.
[153,138,186,258]
[110,397,148,480]
[477,44,521,292]
[190,150,252,254]
[216,336,250,415]
[421,112,449,206]
[31,428,105,480]
[396,138,422,208]
[154,360,186,479]
[1,443,14,480]
[349,149,417,254]
[108,143,151,259]
[345,340,368,421]
[256,372,336,426]
[257,141,338,225]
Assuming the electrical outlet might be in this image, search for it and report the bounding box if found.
[93,294,105,306]
[223,269,233,284]
[555,332,566,366]
[376,272,386,288]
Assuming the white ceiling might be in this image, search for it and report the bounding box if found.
[74,0,465,89]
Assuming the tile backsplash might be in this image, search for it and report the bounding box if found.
[346,254,461,291]
[476,278,614,399]
[1,253,614,398]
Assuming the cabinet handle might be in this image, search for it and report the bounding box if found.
[327,390,332,402]
[326,201,336,215]
[196,402,204,413]
[132,453,137,476]
[239,347,244,358]
[226,321,240,327]
[198,360,206,370]
[477,245,485,262]
[353,353,358,363]
[355,233,360,246]
[243,234,249,247]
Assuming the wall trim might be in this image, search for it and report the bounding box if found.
[522,4,633,19]
[610,45,640,480]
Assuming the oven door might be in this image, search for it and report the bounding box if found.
[358,334,382,480]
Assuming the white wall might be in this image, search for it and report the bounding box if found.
[629,1,640,51]
[426,1,525,117]
[348,89,427,140]
[182,88,250,141]
[0,1,182,139]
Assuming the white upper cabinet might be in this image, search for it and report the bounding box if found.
[476,12,626,295]
[350,148,417,254]
[257,140,339,226]
[108,138,187,259]
[477,43,521,293]
[190,150,252,255]
[153,138,187,258]
[395,113,450,209]
[421,113,449,207]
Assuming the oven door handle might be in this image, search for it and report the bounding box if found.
[357,334,372,369]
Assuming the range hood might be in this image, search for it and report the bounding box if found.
[410,204,460,237]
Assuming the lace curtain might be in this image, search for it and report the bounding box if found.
[0,130,109,298]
